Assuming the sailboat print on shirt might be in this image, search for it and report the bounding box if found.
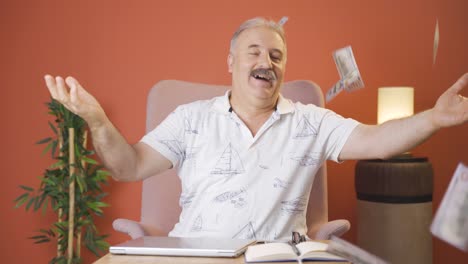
[273,177,291,189]
[281,196,308,215]
[179,193,195,208]
[293,114,317,139]
[232,222,256,240]
[213,188,247,208]
[191,215,203,232]
[210,143,245,177]
[158,139,186,160]
[184,117,198,134]
[289,152,321,167]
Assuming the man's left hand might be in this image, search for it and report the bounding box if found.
[432,73,468,129]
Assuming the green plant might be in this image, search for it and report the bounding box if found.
[15,99,110,264]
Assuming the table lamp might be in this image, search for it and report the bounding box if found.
[355,85,433,264]
[377,86,414,124]
[378,87,414,157]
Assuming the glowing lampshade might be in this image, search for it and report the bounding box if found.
[377,87,414,124]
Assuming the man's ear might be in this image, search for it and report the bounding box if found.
[227,53,233,73]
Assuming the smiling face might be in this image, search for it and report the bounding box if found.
[228,26,287,109]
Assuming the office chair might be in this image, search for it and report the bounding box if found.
[113,80,350,240]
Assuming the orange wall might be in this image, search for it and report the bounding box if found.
[1,0,467,263]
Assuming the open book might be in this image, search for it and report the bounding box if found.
[245,241,347,262]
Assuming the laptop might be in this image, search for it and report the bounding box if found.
[109,236,257,257]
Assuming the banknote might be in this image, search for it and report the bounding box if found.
[333,46,356,79]
[325,79,344,102]
[342,70,364,92]
[433,19,439,66]
[333,46,365,92]
[430,163,468,252]
[326,46,364,103]
[327,236,389,264]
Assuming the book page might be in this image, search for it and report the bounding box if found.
[296,241,328,256]
[245,242,297,262]
[297,241,347,261]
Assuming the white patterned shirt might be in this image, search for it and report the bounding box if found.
[141,91,359,240]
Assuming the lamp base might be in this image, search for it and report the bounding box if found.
[355,157,433,264]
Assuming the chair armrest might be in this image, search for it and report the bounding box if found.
[112,218,147,239]
[314,219,350,240]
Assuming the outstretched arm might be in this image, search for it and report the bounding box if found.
[44,75,172,181]
[339,73,468,160]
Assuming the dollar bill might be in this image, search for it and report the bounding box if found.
[430,163,468,252]
[342,70,364,92]
[326,46,365,103]
[333,46,355,80]
[325,79,344,102]
[433,19,439,66]
[333,46,365,92]
[327,236,389,264]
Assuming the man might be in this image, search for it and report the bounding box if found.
[44,17,468,241]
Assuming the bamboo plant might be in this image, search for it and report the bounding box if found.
[15,99,110,264]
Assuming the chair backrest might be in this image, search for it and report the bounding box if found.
[140,80,328,238]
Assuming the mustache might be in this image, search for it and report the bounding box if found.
[250,68,277,81]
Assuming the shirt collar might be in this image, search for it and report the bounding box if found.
[276,94,295,114]
[212,90,295,115]
[211,90,232,113]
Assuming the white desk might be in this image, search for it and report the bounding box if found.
[94,253,350,264]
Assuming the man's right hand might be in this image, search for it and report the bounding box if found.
[43,74,172,181]
[44,75,106,128]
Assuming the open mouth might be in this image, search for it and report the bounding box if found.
[250,68,276,84]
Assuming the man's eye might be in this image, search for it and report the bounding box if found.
[271,56,281,62]
[249,52,260,56]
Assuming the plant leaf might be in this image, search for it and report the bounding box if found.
[34,193,47,211]
[36,137,52,145]
[25,196,36,211]
[34,238,51,244]
[48,121,58,135]
[41,197,48,215]
[14,193,29,208]
[19,185,34,192]
[93,201,109,208]
[50,140,58,158]
[29,235,47,240]
[50,160,65,169]
[95,239,110,250]
[76,174,86,193]
[81,156,98,165]
[14,192,29,202]
[41,141,54,156]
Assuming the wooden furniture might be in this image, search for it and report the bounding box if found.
[355,157,433,264]
[94,253,351,264]
[96,239,350,263]
[94,253,242,264]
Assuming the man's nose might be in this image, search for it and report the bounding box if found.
[257,53,273,69]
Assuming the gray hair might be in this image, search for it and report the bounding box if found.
[229,17,288,53]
